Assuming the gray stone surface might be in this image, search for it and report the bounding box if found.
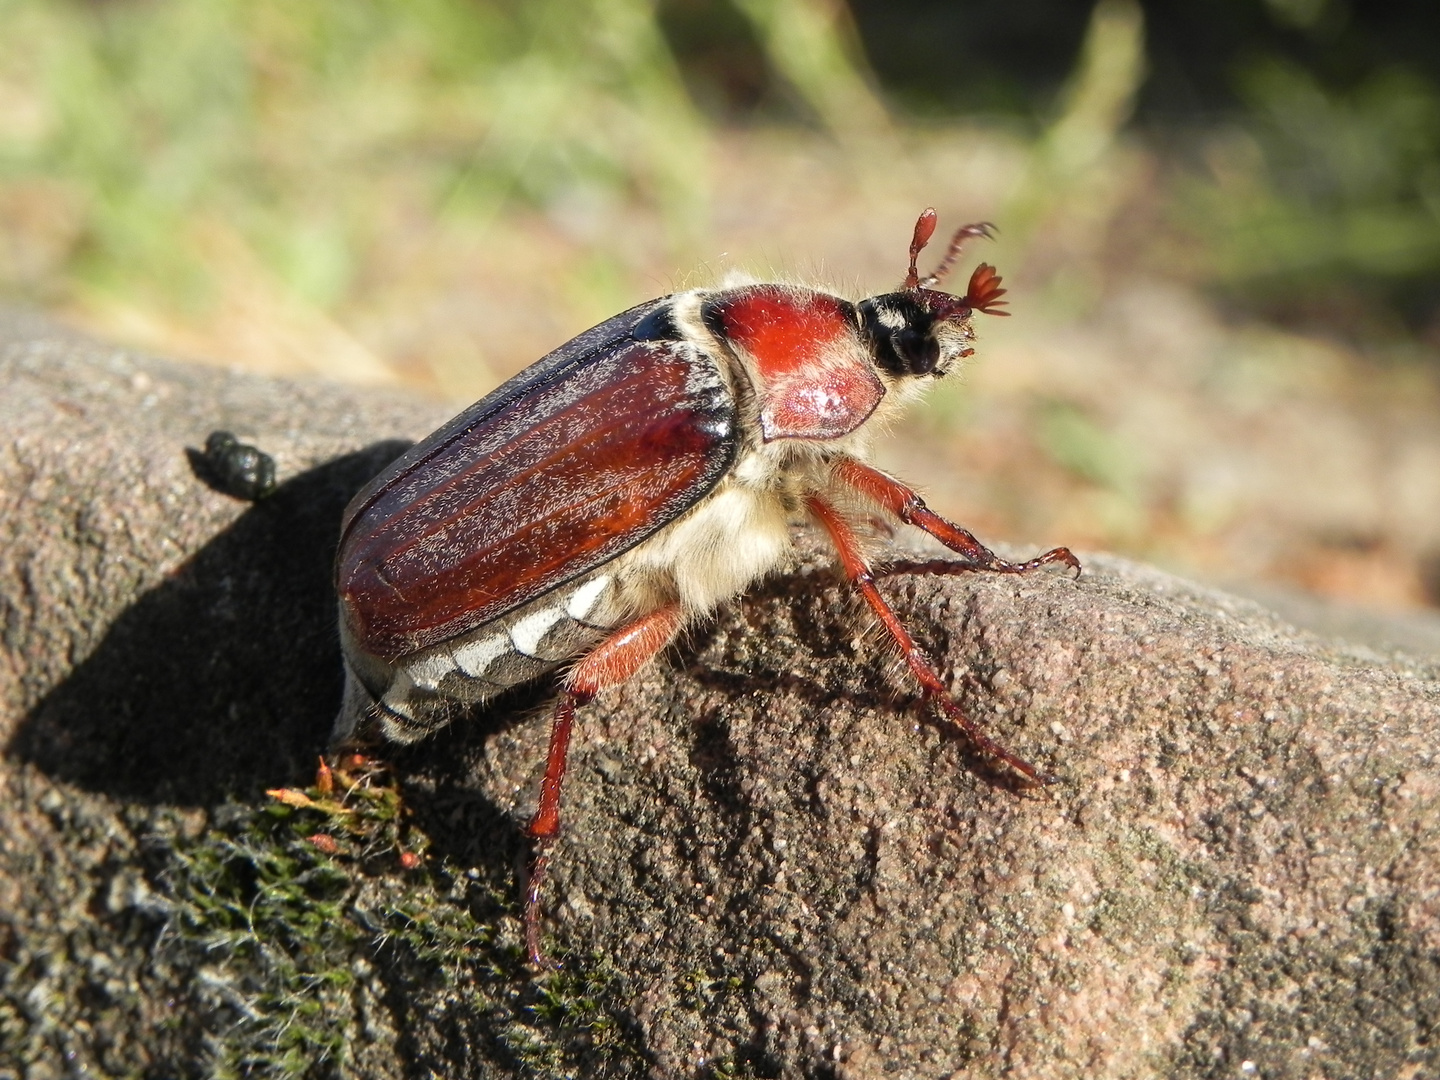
[1,310,1438,1078]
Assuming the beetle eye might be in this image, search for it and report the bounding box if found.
[895,328,940,375]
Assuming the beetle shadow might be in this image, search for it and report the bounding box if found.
[677,583,1048,798]
[8,437,655,1074]
[8,440,417,807]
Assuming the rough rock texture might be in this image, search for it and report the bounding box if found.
[1,311,1438,1079]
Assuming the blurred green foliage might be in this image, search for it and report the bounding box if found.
[0,0,1437,355]
[0,0,891,379]
[1035,398,1142,497]
[849,0,1440,334]
[0,0,722,312]
[1192,57,1440,324]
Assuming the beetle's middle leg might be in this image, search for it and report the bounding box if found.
[524,602,683,966]
[807,495,1053,786]
[833,459,1080,577]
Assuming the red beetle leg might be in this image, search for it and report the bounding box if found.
[524,602,684,967]
[807,496,1053,786]
[833,459,1080,577]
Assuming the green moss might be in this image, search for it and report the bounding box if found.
[149,764,647,1077]
[161,787,374,1076]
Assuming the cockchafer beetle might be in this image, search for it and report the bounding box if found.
[334,208,1079,964]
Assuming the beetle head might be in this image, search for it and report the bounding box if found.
[858,208,1009,380]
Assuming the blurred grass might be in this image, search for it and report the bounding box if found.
[0,1,704,382]
[0,0,896,387]
[1188,56,1440,317]
[4,0,1438,374]
[2,0,1439,610]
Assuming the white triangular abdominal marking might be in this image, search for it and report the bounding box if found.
[452,632,512,679]
[565,574,612,625]
[509,606,570,660]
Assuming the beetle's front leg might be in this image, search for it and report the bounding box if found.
[807,496,1053,785]
[525,603,684,967]
[834,459,1080,577]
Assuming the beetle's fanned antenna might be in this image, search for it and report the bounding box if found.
[905,208,939,290]
[963,262,1010,316]
[920,221,998,289]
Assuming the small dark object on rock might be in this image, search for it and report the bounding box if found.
[193,430,277,501]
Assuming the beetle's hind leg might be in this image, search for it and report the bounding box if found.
[834,459,1080,578]
[807,495,1054,786]
[524,603,684,967]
